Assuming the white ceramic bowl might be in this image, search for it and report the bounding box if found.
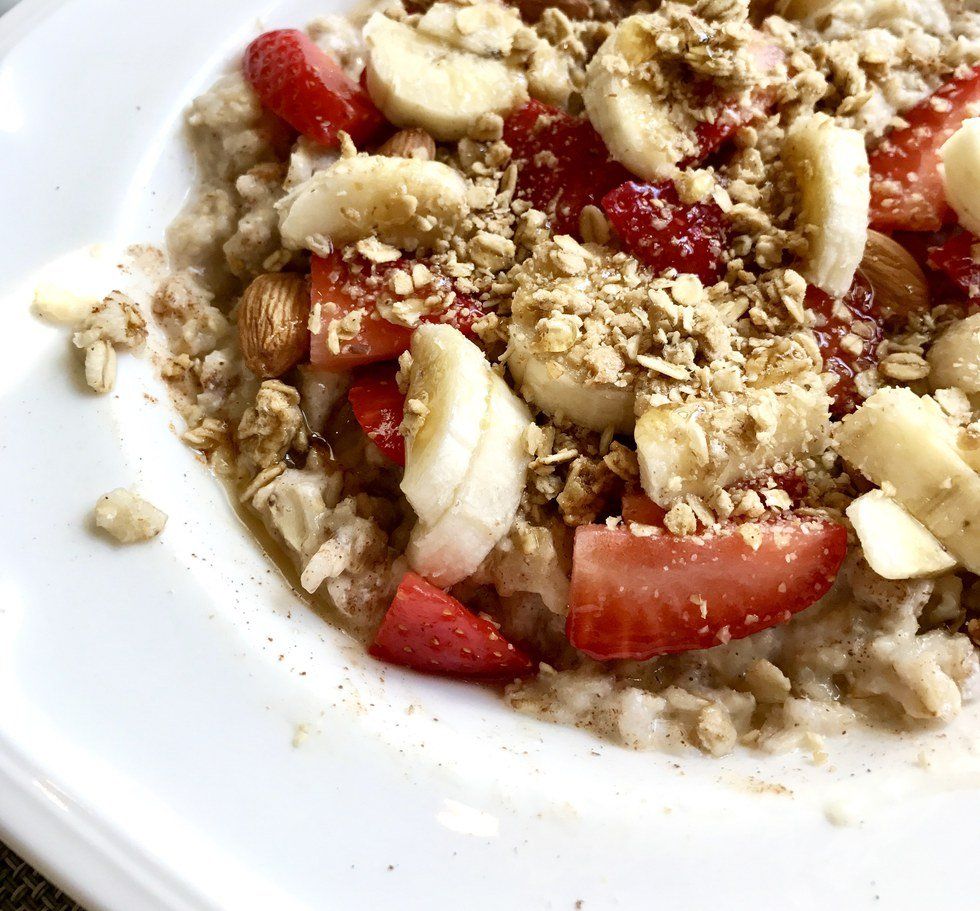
[3,2,980,908]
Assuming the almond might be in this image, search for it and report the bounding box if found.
[238,273,310,378]
[378,128,436,161]
[860,230,929,322]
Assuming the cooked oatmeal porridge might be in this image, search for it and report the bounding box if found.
[72,0,980,756]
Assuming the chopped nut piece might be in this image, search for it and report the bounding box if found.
[94,489,167,543]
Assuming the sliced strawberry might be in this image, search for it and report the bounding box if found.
[928,230,980,298]
[244,29,385,147]
[807,274,883,417]
[370,572,535,679]
[348,364,406,464]
[504,100,631,237]
[621,491,667,527]
[309,252,484,371]
[602,181,727,282]
[566,518,847,661]
[869,65,980,232]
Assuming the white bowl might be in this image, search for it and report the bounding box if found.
[3,1,980,908]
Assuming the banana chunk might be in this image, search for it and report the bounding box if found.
[583,16,697,181]
[835,387,980,573]
[928,313,980,394]
[279,153,468,251]
[847,490,956,580]
[508,322,636,432]
[402,325,532,586]
[784,113,870,298]
[409,371,532,586]
[941,119,980,237]
[402,324,493,525]
[635,378,831,506]
[364,11,528,142]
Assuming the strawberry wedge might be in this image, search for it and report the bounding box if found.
[309,252,483,371]
[806,274,883,416]
[602,181,728,283]
[567,519,847,661]
[504,100,630,237]
[869,65,980,232]
[928,230,980,298]
[348,363,406,465]
[370,573,535,679]
[244,29,386,147]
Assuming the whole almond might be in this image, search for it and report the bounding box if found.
[378,128,436,161]
[238,272,310,378]
[860,230,929,322]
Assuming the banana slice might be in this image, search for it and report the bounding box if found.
[928,313,980,395]
[835,387,980,573]
[364,12,528,142]
[279,153,468,251]
[409,371,532,586]
[941,119,980,238]
[507,323,636,432]
[784,113,870,298]
[846,490,956,580]
[416,2,523,57]
[583,16,697,182]
[636,378,831,506]
[402,324,493,526]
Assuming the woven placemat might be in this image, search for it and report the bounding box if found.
[0,843,85,911]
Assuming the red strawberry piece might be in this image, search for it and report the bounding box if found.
[806,274,883,417]
[869,64,980,232]
[928,230,980,298]
[503,100,631,237]
[348,364,406,465]
[369,573,535,680]
[566,518,847,661]
[309,252,484,371]
[601,181,728,282]
[244,29,386,147]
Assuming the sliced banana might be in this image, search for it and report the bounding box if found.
[417,2,523,57]
[402,324,493,526]
[784,113,870,298]
[409,371,532,586]
[928,313,980,395]
[505,238,639,432]
[941,119,980,238]
[278,153,468,251]
[835,387,980,573]
[583,16,697,181]
[364,12,528,142]
[635,378,831,506]
[508,323,636,432]
[846,490,956,580]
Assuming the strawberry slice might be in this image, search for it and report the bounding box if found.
[869,65,980,232]
[928,230,980,298]
[622,490,667,527]
[602,181,727,282]
[370,572,535,679]
[806,274,883,417]
[244,29,385,147]
[348,364,406,464]
[309,252,483,371]
[504,100,630,237]
[567,518,847,661]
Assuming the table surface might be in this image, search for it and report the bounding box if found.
[0,843,84,911]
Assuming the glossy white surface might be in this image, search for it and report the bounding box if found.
[3,1,980,908]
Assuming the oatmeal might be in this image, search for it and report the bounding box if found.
[139,0,980,756]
